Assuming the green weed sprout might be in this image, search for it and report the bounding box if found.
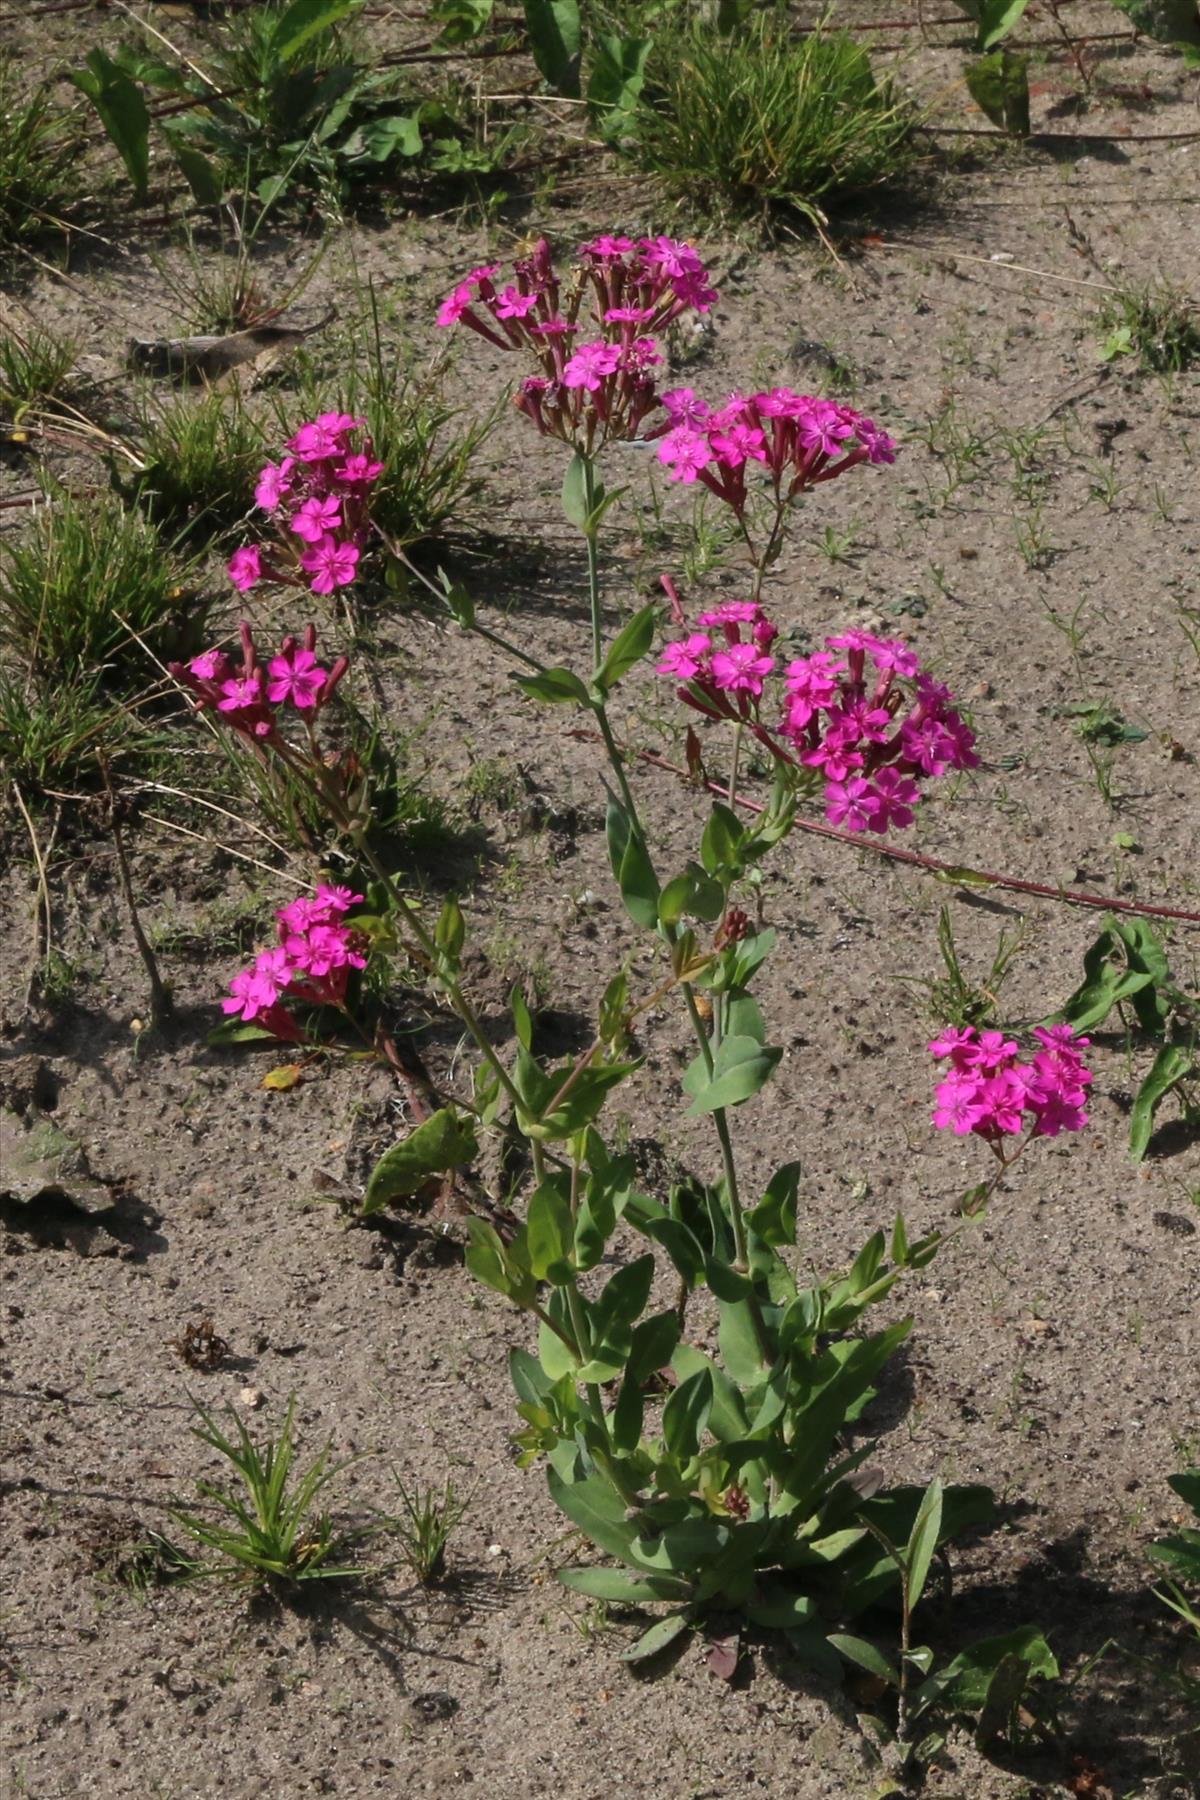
[170,1398,367,1590]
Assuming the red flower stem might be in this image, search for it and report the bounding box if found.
[568,734,1200,928]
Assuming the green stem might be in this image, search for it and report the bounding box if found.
[728,722,744,809]
[581,457,603,669]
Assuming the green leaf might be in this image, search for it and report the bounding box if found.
[1130,1045,1197,1161]
[661,1368,713,1464]
[510,984,534,1052]
[515,666,591,707]
[1110,0,1200,43]
[606,797,660,928]
[978,0,1032,48]
[827,1633,900,1687]
[464,1216,535,1307]
[745,1163,801,1248]
[916,1625,1058,1714]
[965,49,1030,135]
[161,130,223,205]
[658,862,725,927]
[612,1309,680,1451]
[558,1565,691,1602]
[595,602,656,696]
[435,896,465,964]
[700,802,745,878]
[905,1478,943,1612]
[273,0,362,63]
[71,51,151,200]
[441,576,476,628]
[525,1179,575,1283]
[1054,926,1153,1030]
[206,1018,287,1046]
[523,0,582,95]
[620,1609,693,1662]
[561,448,596,530]
[364,1109,477,1213]
[641,1215,707,1288]
[339,112,424,162]
[431,0,495,44]
[686,1035,782,1115]
[547,1466,653,1570]
[586,33,651,138]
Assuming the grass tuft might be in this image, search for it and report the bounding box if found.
[0,323,79,418]
[1097,278,1200,376]
[630,18,912,225]
[0,58,85,248]
[121,388,267,536]
[0,488,205,683]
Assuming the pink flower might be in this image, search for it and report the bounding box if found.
[218,671,265,714]
[313,883,362,915]
[300,537,360,595]
[291,494,343,544]
[495,285,540,320]
[223,947,293,1021]
[710,643,775,695]
[657,425,712,484]
[583,235,636,260]
[287,421,342,462]
[267,644,328,710]
[604,305,654,324]
[563,340,622,392]
[933,1069,988,1135]
[698,601,762,628]
[189,649,229,682]
[254,457,296,512]
[285,922,366,979]
[657,634,713,681]
[228,545,262,592]
[437,282,475,328]
[863,767,920,832]
[929,1026,979,1067]
[824,776,876,832]
[660,388,712,428]
[334,452,384,488]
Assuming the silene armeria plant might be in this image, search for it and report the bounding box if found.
[178,233,1084,1722]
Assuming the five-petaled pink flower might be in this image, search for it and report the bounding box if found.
[267,644,328,709]
[291,495,343,544]
[228,545,262,592]
[300,538,360,595]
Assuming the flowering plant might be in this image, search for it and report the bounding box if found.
[180,232,1080,1711]
[225,413,382,596]
[657,602,978,834]
[930,1022,1092,1148]
[221,884,366,1040]
[436,234,715,453]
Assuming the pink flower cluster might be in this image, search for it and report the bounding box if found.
[223,884,367,1037]
[435,234,717,451]
[650,386,895,510]
[930,1023,1093,1143]
[226,413,382,597]
[657,605,978,834]
[171,622,348,744]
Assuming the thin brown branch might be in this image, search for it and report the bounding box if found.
[572,736,1200,928]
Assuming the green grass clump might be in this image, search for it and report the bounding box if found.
[290,300,493,552]
[0,323,79,419]
[0,670,137,794]
[169,1398,366,1590]
[0,488,203,682]
[631,18,912,225]
[0,59,85,247]
[1097,279,1200,376]
[123,388,267,536]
